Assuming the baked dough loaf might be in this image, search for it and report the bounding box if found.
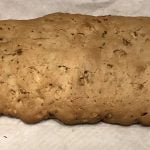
[0,13,150,125]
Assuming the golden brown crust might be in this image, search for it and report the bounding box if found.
[0,13,150,125]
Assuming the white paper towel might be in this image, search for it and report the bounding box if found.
[0,0,150,150]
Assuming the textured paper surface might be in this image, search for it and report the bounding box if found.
[0,0,150,150]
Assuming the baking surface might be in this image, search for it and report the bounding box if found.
[0,0,150,150]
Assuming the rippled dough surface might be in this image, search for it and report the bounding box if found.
[0,13,150,125]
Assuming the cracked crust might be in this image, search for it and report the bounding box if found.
[0,13,150,125]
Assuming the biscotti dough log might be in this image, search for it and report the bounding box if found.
[0,13,150,125]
